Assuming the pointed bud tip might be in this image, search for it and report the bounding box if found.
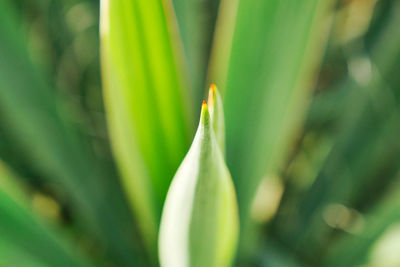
[208,84,216,107]
[202,101,207,109]
[201,100,208,112]
[201,100,209,122]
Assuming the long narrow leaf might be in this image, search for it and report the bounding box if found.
[208,0,336,249]
[100,0,195,257]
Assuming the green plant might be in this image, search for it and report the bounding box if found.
[1,0,400,266]
[159,95,238,267]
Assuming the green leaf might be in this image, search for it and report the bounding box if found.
[159,102,239,267]
[0,162,90,267]
[208,0,336,246]
[100,0,195,256]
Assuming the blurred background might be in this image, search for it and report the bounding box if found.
[1,0,400,266]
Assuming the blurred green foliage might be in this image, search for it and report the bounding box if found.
[0,0,400,266]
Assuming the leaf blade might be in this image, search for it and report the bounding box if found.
[100,0,195,257]
[208,0,336,244]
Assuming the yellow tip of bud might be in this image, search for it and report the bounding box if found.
[200,100,210,124]
[208,84,217,108]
